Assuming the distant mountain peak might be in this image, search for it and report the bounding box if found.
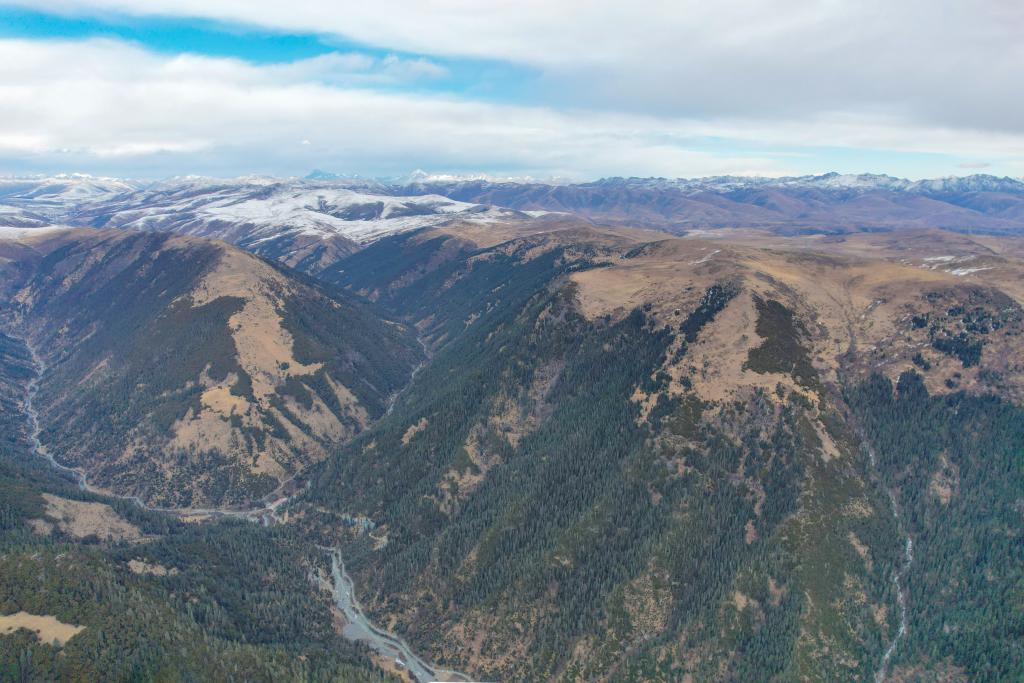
[305,169,367,181]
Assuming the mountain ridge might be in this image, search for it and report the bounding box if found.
[0,212,1021,681]
[0,227,423,507]
[5,170,1023,197]
[294,220,1024,681]
[4,173,1024,262]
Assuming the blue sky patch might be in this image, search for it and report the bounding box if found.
[0,6,537,101]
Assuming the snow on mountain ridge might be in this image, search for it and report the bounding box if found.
[195,185,498,243]
[62,180,527,249]
[4,172,1023,201]
[4,172,1024,247]
[579,172,1024,195]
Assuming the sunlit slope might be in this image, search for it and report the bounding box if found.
[0,228,422,507]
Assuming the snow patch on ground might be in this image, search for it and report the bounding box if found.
[86,183,527,246]
[949,266,993,277]
[0,225,68,239]
[690,248,720,265]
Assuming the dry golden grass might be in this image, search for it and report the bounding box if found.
[128,559,178,576]
[623,570,673,637]
[558,225,1024,404]
[3,229,378,505]
[745,519,758,545]
[31,493,143,542]
[189,247,324,399]
[848,532,873,571]
[401,417,428,445]
[569,239,734,320]
[158,241,368,495]
[430,215,661,250]
[0,612,85,646]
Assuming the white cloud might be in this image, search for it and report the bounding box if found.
[258,51,449,85]
[14,0,1024,135]
[0,37,1021,178]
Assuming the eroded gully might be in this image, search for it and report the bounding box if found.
[865,444,914,683]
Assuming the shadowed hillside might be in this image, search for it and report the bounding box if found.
[296,222,1024,681]
[0,228,422,507]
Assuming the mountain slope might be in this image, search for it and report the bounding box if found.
[6,172,1024,282]
[845,372,1024,682]
[68,178,534,274]
[0,330,400,683]
[404,173,1024,235]
[0,174,140,216]
[303,229,894,680]
[295,222,1024,681]
[1,177,1021,681]
[0,228,422,507]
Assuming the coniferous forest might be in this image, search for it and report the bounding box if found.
[1,220,1021,682]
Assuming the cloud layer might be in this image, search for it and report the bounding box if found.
[1,1,1022,178]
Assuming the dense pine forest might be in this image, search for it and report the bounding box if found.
[302,232,907,680]
[3,0,1024,676]
[847,372,1024,681]
[0,306,396,682]
[2,223,1022,682]
[0,230,422,507]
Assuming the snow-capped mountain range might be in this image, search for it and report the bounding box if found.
[396,172,1024,234]
[572,172,1024,195]
[0,174,141,210]
[76,178,523,241]
[1,172,1023,268]
[0,175,539,272]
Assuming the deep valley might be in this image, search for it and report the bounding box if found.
[0,177,1022,682]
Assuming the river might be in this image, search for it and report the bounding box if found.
[322,550,471,683]
[18,335,470,683]
[22,341,299,522]
[866,444,914,683]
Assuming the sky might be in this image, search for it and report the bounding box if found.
[0,1,1022,181]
